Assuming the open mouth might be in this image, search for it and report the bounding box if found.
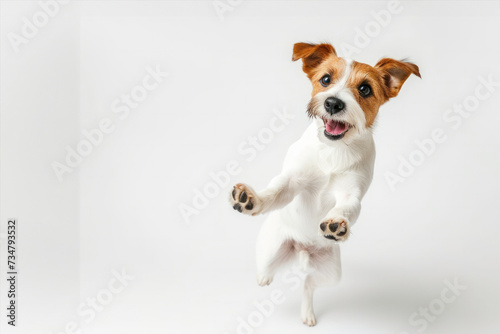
[322,118,351,140]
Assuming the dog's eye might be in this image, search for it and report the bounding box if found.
[320,75,331,87]
[358,84,372,97]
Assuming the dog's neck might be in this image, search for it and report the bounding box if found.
[311,122,374,174]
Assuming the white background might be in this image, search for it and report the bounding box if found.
[1,1,500,334]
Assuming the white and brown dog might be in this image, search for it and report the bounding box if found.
[230,43,420,326]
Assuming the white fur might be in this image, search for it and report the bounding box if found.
[230,60,376,326]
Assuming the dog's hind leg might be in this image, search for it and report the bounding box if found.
[301,275,318,326]
[301,245,342,326]
[255,213,295,286]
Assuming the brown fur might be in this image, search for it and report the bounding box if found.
[375,58,421,98]
[292,43,337,78]
[347,61,389,127]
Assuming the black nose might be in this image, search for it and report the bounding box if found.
[324,97,345,114]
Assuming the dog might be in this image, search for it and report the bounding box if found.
[230,42,420,326]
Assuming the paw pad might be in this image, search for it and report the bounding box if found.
[319,218,349,241]
[230,184,260,215]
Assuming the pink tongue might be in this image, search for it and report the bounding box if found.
[326,120,347,135]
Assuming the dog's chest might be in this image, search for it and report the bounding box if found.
[316,171,342,207]
[290,170,342,221]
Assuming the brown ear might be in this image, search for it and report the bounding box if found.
[292,43,336,76]
[375,58,421,99]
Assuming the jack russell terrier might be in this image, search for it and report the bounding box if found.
[230,42,420,326]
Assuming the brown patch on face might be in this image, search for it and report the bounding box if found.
[292,43,347,96]
[346,59,420,127]
[347,61,389,127]
[308,56,347,96]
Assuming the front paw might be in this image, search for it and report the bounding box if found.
[319,218,350,241]
[230,183,261,215]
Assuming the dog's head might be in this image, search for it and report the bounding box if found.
[293,42,420,144]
